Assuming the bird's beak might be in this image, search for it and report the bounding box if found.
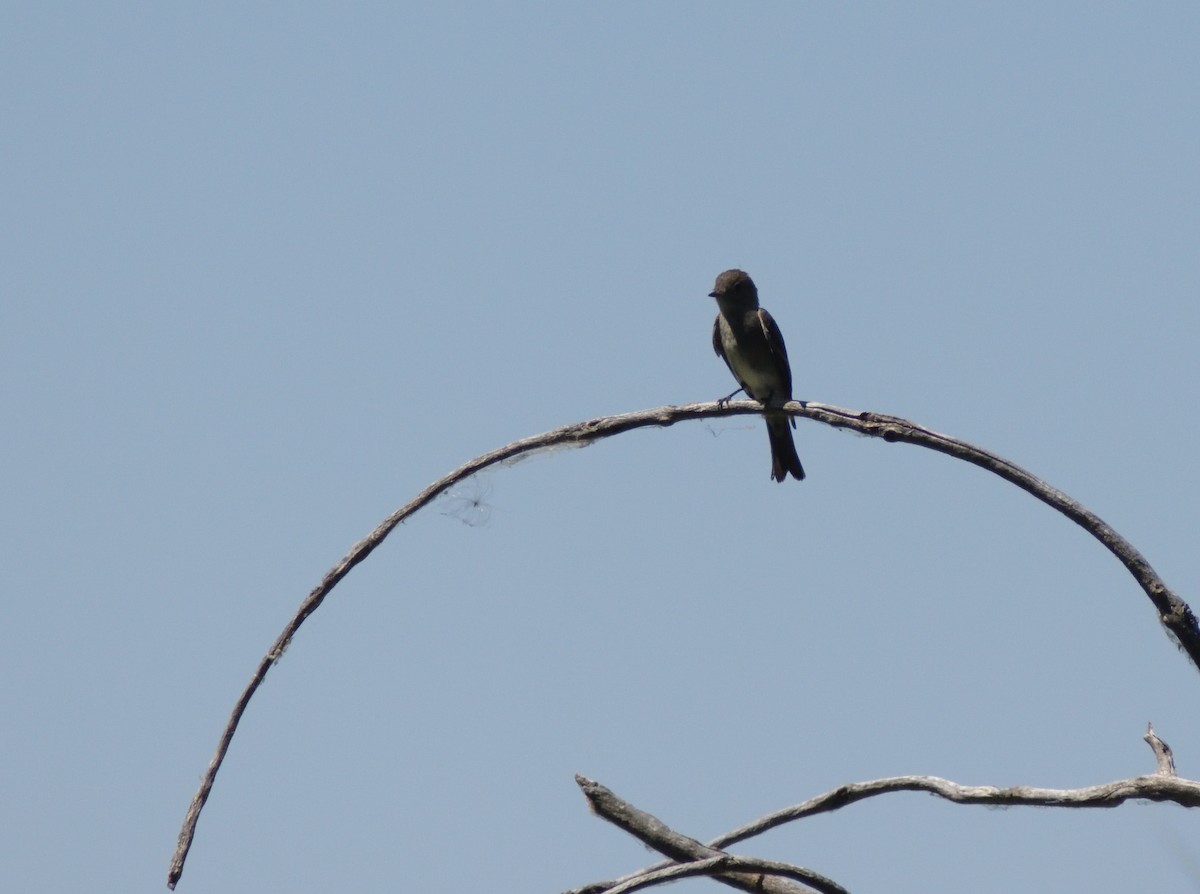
[707,290,718,298]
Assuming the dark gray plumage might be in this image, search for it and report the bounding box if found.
[709,269,805,482]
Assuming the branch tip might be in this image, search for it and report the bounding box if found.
[1144,722,1177,776]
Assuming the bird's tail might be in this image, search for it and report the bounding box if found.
[766,415,805,482]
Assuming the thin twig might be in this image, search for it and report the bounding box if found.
[601,855,849,894]
[169,400,1199,887]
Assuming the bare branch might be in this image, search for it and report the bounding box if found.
[793,401,1200,669]
[711,773,1200,852]
[169,400,1200,887]
[575,775,846,894]
[569,730,1200,894]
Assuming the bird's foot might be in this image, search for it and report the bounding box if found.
[716,387,745,408]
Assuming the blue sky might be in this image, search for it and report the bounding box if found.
[3,3,1199,892]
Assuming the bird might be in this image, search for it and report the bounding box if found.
[709,269,805,482]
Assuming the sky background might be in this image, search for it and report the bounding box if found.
[3,3,1200,892]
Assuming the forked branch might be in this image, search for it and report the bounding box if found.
[570,729,1199,894]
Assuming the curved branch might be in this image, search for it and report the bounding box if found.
[796,400,1199,665]
[601,855,848,894]
[168,399,1199,887]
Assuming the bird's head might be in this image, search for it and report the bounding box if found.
[708,269,759,308]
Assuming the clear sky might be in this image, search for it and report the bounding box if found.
[3,3,1199,892]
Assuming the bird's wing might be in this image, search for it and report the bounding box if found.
[755,308,793,398]
[713,315,752,394]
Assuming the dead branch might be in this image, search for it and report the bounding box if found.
[1145,723,1177,776]
[599,855,851,894]
[575,775,847,894]
[568,728,1200,894]
[168,400,1200,888]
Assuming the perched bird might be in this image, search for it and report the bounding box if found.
[709,269,805,482]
